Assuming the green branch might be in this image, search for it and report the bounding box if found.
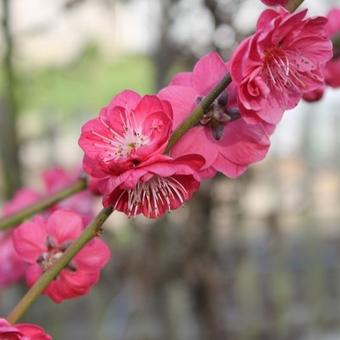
[6,206,113,324]
[0,177,87,230]
[165,74,232,153]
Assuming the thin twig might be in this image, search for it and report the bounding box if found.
[0,177,87,230]
[165,74,232,153]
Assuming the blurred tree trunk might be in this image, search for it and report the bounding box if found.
[186,185,230,340]
[0,0,22,199]
[152,0,177,91]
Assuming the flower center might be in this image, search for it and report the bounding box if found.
[38,251,63,272]
[114,176,188,217]
[36,236,75,272]
[91,112,151,163]
[116,128,149,158]
[263,47,307,92]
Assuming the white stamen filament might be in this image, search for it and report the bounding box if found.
[39,251,63,271]
[114,176,188,217]
[91,111,150,163]
[264,48,311,101]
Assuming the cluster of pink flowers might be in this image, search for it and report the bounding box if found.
[0,166,110,308]
[79,5,333,219]
[79,90,204,218]
[159,52,271,179]
[0,167,110,339]
[1,2,338,338]
[0,166,98,289]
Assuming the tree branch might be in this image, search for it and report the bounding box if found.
[0,177,87,230]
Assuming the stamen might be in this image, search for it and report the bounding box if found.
[46,235,56,251]
[115,176,188,217]
[91,111,151,163]
[37,237,73,273]
[263,47,315,108]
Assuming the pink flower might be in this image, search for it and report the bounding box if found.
[0,318,51,340]
[261,0,288,6]
[79,90,205,218]
[12,210,111,303]
[79,90,173,176]
[85,154,204,218]
[230,7,333,125]
[159,52,270,179]
[0,189,41,288]
[42,166,95,223]
[325,8,340,88]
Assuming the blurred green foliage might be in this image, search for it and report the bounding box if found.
[2,45,155,119]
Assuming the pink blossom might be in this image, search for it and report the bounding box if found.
[0,189,41,288]
[79,90,205,218]
[12,210,111,303]
[325,8,340,88]
[42,166,95,223]
[79,90,173,176]
[261,0,288,6]
[0,318,51,340]
[85,153,204,218]
[230,7,333,125]
[159,52,270,179]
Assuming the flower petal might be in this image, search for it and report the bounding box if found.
[192,52,228,95]
[46,210,83,245]
[12,217,47,263]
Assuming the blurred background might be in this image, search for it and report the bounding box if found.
[1,0,340,339]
